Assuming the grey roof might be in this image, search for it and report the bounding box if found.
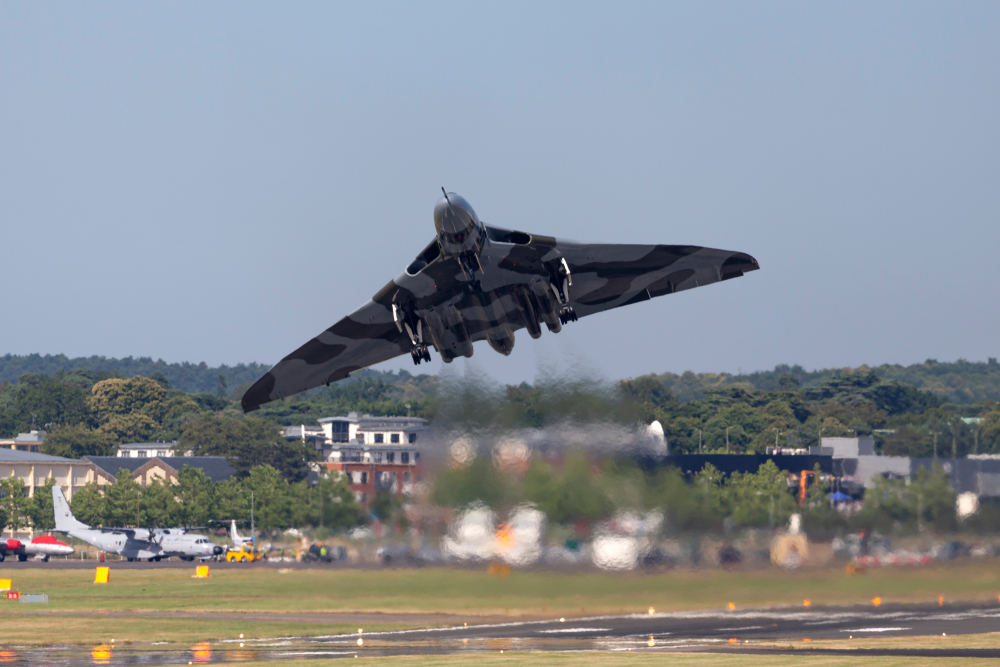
[120,441,178,448]
[0,449,80,463]
[84,456,237,483]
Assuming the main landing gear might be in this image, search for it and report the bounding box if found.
[394,303,433,366]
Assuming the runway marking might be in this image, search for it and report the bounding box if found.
[841,627,912,633]
[538,628,611,634]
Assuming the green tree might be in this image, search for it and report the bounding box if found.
[316,473,367,530]
[524,453,614,525]
[174,467,215,527]
[0,477,32,533]
[41,424,116,459]
[102,469,142,527]
[27,477,57,530]
[89,376,167,441]
[69,482,105,526]
[245,464,289,531]
[1,373,92,436]
[179,414,313,481]
[139,478,180,528]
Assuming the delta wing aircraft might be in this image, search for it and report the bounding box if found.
[53,486,224,562]
[243,191,759,411]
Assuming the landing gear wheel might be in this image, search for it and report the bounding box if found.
[410,345,431,365]
[154,556,162,562]
[42,555,49,563]
[127,557,134,562]
[0,553,5,562]
[558,307,577,324]
[18,554,27,562]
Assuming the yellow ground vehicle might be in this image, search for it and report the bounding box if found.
[225,544,263,563]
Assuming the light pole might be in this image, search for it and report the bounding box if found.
[696,429,703,453]
[726,426,733,453]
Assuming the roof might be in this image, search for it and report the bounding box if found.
[0,449,81,463]
[318,414,427,426]
[119,442,178,449]
[84,456,237,483]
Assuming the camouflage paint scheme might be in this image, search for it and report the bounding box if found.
[242,193,759,412]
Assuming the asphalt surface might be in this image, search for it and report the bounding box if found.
[5,602,1000,663]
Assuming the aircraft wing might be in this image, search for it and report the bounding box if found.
[241,229,758,412]
[242,297,410,412]
[555,241,759,319]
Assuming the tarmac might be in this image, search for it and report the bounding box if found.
[3,602,1000,663]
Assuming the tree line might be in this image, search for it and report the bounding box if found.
[0,465,368,535]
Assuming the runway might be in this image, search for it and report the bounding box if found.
[3,602,1000,663]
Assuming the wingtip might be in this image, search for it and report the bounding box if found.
[241,372,276,413]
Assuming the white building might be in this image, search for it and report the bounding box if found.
[314,412,426,464]
[117,442,183,458]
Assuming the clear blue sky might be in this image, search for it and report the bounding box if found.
[2,2,997,385]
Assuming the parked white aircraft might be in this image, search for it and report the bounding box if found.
[53,486,223,562]
[230,520,253,547]
[0,535,74,562]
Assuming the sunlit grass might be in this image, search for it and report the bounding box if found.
[4,562,1000,615]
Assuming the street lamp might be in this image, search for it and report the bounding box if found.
[726,426,734,453]
[696,428,703,453]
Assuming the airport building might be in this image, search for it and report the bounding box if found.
[292,413,428,504]
[84,456,237,487]
[0,449,100,537]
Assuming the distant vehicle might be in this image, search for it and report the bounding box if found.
[225,544,263,563]
[53,486,224,562]
[0,535,75,562]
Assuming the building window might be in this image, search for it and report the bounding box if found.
[361,472,368,484]
[375,433,384,444]
[391,433,400,443]
[401,452,410,464]
[374,452,382,462]
[387,452,395,463]
[409,433,417,443]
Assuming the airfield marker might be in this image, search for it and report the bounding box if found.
[872,597,882,607]
[94,567,110,584]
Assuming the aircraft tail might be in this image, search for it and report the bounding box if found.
[231,520,246,545]
[52,485,89,533]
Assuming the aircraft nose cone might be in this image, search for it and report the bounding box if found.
[434,193,478,234]
[213,545,224,555]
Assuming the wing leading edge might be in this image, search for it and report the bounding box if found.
[556,242,759,319]
[241,298,410,412]
[242,227,759,413]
